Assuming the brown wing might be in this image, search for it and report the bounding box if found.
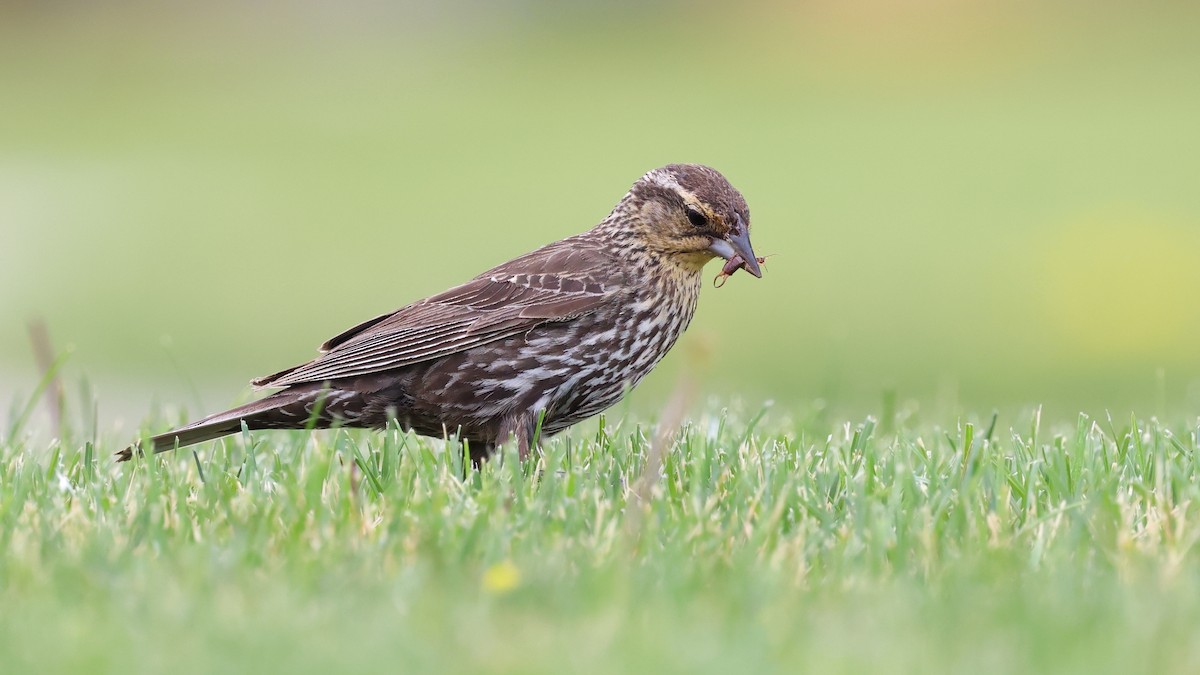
[251,237,620,388]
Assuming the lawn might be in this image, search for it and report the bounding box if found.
[4,394,1199,674]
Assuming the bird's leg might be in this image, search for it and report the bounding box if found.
[469,442,492,469]
[467,412,531,471]
[496,411,538,462]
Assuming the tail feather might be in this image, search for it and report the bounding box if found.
[116,387,327,462]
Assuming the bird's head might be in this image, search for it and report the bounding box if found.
[607,163,761,278]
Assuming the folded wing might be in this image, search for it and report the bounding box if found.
[252,238,619,388]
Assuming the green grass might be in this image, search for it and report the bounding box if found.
[4,393,1200,674]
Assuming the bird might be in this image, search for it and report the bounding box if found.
[117,163,762,464]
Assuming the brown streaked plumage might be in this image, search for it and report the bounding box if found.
[117,163,762,463]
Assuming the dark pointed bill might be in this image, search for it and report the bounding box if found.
[708,216,762,278]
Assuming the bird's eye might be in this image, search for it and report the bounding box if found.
[685,206,708,228]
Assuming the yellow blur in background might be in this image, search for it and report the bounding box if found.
[1,0,1198,427]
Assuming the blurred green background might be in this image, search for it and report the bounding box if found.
[2,0,1199,430]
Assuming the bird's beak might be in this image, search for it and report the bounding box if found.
[708,214,762,278]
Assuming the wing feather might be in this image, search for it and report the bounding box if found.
[252,238,620,388]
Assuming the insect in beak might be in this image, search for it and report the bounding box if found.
[713,254,771,288]
[707,213,761,279]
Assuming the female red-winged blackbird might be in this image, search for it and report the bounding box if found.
[119,164,761,463]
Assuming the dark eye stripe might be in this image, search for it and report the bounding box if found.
[685,206,707,228]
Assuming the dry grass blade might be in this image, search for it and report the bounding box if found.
[26,317,65,435]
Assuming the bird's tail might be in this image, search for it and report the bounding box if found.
[115,385,336,462]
